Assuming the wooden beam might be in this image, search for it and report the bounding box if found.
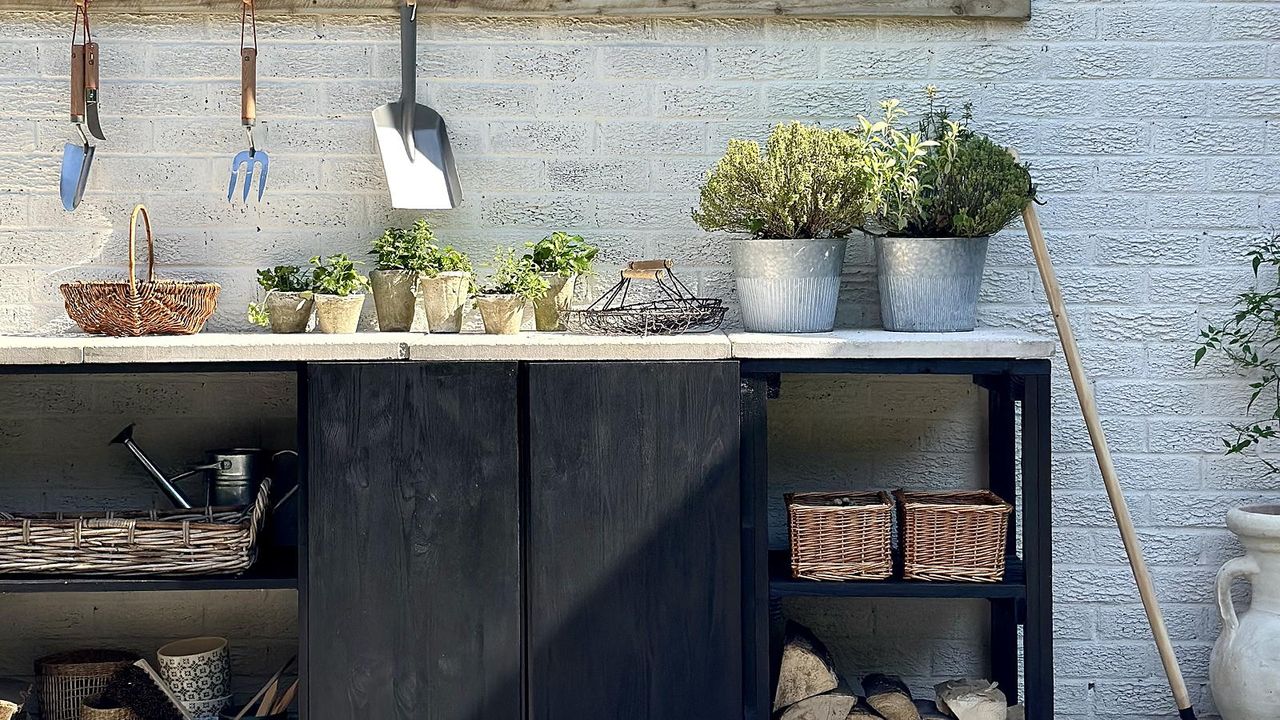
[0,0,1030,19]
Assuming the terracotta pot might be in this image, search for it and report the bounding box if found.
[370,269,417,332]
[312,294,365,334]
[476,294,524,335]
[1211,504,1280,719]
[532,273,576,332]
[418,271,470,333]
[263,291,312,334]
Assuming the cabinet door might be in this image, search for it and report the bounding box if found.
[306,362,521,720]
[527,361,742,720]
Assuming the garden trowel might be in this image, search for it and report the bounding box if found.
[372,0,461,210]
[60,41,94,211]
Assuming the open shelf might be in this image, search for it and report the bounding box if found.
[768,551,1027,600]
[0,549,298,593]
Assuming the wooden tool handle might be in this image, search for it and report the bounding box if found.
[621,268,661,280]
[627,259,672,271]
[241,46,257,125]
[1023,202,1196,717]
[271,680,299,715]
[70,44,85,120]
[85,41,99,92]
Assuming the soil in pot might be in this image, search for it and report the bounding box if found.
[418,271,470,333]
[875,236,988,332]
[313,293,365,334]
[731,238,847,333]
[532,273,576,332]
[476,294,525,335]
[370,269,417,332]
[264,291,313,334]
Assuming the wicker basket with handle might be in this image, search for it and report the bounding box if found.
[787,491,893,581]
[0,479,270,577]
[60,205,221,336]
[35,651,139,720]
[896,489,1013,582]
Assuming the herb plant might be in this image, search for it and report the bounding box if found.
[524,232,598,277]
[370,219,436,271]
[310,254,371,297]
[424,245,473,278]
[1197,230,1280,472]
[481,250,550,301]
[880,88,1035,238]
[256,265,311,293]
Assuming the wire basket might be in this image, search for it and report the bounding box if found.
[562,260,725,336]
[896,489,1012,582]
[787,491,894,581]
[36,651,139,720]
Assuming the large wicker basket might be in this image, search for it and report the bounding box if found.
[60,205,220,337]
[896,489,1012,582]
[787,491,893,581]
[0,480,269,577]
[36,651,139,720]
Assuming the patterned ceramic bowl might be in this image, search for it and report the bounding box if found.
[183,695,231,720]
[157,637,230,702]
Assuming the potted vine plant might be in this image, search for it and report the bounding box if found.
[693,106,931,333]
[310,254,370,334]
[418,244,474,333]
[247,265,312,333]
[523,231,598,331]
[871,89,1035,332]
[368,219,434,332]
[474,250,549,335]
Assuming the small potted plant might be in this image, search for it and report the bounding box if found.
[368,219,434,332]
[523,231,598,331]
[418,244,474,334]
[247,265,312,333]
[693,107,931,333]
[871,88,1035,332]
[474,250,549,335]
[310,254,370,334]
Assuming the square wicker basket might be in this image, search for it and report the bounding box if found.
[786,491,893,581]
[896,489,1013,582]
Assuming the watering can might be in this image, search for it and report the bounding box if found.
[110,424,289,509]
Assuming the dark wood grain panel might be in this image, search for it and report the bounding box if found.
[306,362,521,720]
[526,361,742,720]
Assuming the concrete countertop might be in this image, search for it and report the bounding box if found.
[0,328,1055,366]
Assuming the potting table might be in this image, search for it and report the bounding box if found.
[0,329,1054,720]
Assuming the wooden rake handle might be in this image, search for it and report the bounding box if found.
[1022,202,1196,719]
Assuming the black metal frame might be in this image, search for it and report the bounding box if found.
[739,357,1052,720]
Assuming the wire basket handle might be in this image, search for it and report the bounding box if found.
[127,204,157,291]
[622,259,673,281]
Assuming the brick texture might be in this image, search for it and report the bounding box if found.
[0,1,1277,717]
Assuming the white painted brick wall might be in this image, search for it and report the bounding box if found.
[0,1,1277,717]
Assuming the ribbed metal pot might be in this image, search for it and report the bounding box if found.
[731,238,846,333]
[875,235,989,332]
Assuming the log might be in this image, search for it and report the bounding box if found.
[863,675,919,720]
[846,696,885,719]
[774,622,840,712]
[934,680,1006,720]
[779,685,858,720]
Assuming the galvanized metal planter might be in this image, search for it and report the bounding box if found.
[875,236,989,332]
[731,238,846,333]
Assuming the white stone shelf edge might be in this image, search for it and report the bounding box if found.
[0,328,1053,366]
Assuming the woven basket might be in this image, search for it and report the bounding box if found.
[0,479,270,577]
[60,205,220,337]
[787,491,893,581]
[35,651,139,720]
[80,696,136,720]
[896,489,1012,582]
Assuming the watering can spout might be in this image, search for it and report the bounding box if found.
[111,423,197,509]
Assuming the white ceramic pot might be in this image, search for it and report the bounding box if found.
[370,268,417,332]
[263,291,313,334]
[476,294,524,335]
[313,293,365,334]
[157,637,230,703]
[1211,505,1280,719]
[532,273,576,332]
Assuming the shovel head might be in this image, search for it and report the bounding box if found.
[373,100,462,210]
[59,142,93,211]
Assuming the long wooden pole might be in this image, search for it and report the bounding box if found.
[1023,204,1198,720]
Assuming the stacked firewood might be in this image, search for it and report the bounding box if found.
[772,622,1024,720]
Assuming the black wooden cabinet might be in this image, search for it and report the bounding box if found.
[305,362,523,720]
[525,361,743,720]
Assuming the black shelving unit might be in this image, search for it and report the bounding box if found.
[740,357,1052,720]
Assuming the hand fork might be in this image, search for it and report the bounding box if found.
[227,0,268,202]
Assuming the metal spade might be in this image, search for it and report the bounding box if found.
[372,0,462,210]
[60,42,94,212]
